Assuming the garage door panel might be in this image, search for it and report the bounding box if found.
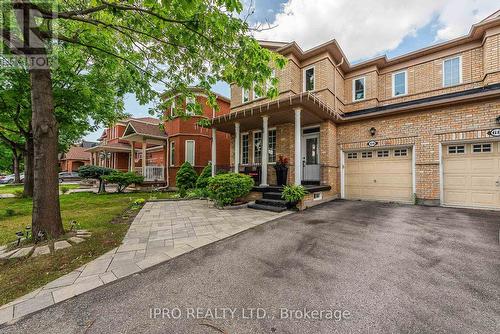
[345,149,412,203]
[443,143,500,210]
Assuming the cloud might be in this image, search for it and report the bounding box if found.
[254,0,499,61]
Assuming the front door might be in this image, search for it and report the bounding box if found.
[302,133,320,182]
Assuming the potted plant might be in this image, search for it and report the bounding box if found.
[273,155,289,186]
[281,185,308,209]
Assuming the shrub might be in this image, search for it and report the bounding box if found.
[281,185,308,203]
[207,173,253,207]
[61,186,70,194]
[78,165,114,193]
[176,162,198,196]
[13,189,25,198]
[5,208,16,217]
[196,163,212,190]
[103,171,144,193]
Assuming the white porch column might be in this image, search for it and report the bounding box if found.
[141,140,147,175]
[260,115,269,186]
[211,127,217,177]
[294,108,302,185]
[130,142,135,172]
[234,122,240,173]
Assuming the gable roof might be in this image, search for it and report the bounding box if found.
[62,146,91,161]
[123,120,168,139]
[261,10,500,73]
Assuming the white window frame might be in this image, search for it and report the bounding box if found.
[242,88,250,103]
[253,82,262,100]
[169,99,176,117]
[253,130,262,164]
[268,128,277,163]
[240,132,249,165]
[352,76,366,102]
[169,141,175,166]
[472,143,492,153]
[392,70,408,97]
[442,55,462,87]
[185,96,196,116]
[185,140,195,165]
[303,65,315,92]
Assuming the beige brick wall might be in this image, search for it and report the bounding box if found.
[337,99,500,201]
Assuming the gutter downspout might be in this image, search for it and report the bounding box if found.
[333,57,344,115]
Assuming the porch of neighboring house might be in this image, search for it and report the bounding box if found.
[210,93,342,210]
[121,120,169,184]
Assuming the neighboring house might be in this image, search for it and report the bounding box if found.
[87,89,231,185]
[59,143,96,172]
[210,11,500,211]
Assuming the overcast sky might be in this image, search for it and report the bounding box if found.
[84,0,499,141]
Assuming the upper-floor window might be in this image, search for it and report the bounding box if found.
[242,88,250,103]
[185,140,195,165]
[353,77,365,101]
[443,56,461,87]
[304,66,315,91]
[169,99,176,117]
[253,83,261,100]
[392,70,407,97]
[169,141,175,166]
[186,96,196,116]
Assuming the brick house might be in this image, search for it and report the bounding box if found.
[210,11,500,210]
[86,88,231,186]
[59,143,95,172]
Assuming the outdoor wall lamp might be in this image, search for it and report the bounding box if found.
[369,127,377,136]
[496,116,500,124]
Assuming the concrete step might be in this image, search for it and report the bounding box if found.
[262,192,283,200]
[256,198,287,207]
[248,203,288,213]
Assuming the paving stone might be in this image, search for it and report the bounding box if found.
[76,234,92,239]
[32,245,50,257]
[0,306,14,325]
[68,236,85,244]
[164,245,193,259]
[99,272,118,284]
[135,253,171,270]
[80,258,112,277]
[111,262,141,278]
[0,249,19,259]
[52,275,103,303]
[116,243,147,253]
[54,240,72,250]
[9,246,34,258]
[44,271,81,289]
[13,293,54,319]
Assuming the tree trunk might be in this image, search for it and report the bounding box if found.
[29,66,64,238]
[12,149,21,183]
[23,131,34,197]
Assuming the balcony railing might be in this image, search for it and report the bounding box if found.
[135,166,164,182]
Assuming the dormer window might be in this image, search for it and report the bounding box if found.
[242,88,249,103]
[304,66,315,91]
[353,77,365,101]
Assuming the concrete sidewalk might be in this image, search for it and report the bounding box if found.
[0,200,289,325]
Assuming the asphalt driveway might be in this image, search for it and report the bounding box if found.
[2,200,499,333]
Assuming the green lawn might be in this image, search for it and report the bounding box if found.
[0,184,80,195]
[0,191,176,305]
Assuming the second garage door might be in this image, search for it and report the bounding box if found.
[443,142,500,209]
[345,147,413,203]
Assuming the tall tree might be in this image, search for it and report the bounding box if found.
[1,0,284,238]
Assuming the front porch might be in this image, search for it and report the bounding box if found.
[210,93,342,189]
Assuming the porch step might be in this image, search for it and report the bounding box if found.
[262,192,283,200]
[248,203,288,213]
[255,198,287,207]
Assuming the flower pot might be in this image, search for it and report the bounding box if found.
[274,166,288,186]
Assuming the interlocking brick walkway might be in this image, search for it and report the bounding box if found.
[0,200,290,325]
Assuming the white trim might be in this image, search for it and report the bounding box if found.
[392,70,408,97]
[184,140,195,165]
[352,76,366,102]
[252,130,262,164]
[439,142,444,205]
[169,140,175,166]
[303,65,315,92]
[412,145,416,196]
[242,88,250,103]
[340,150,345,199]
[240,132,249,165]
[442,55,462,87]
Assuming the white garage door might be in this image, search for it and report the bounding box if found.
[344,147,413,203]
[443,142,500,209]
